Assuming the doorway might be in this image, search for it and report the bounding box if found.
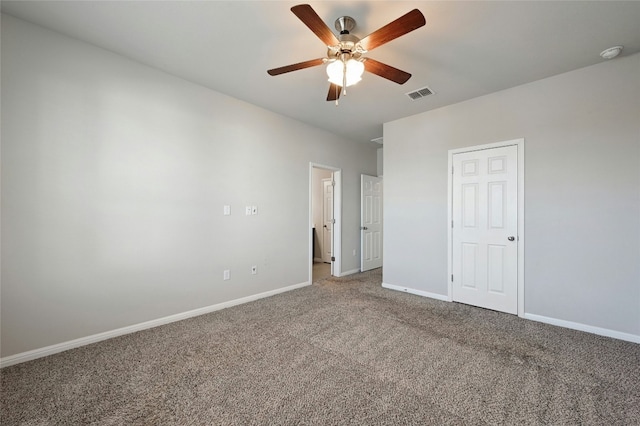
[447,139,525,316]
[310,164,342,283]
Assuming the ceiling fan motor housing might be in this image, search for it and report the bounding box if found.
[334,16,356,33]
[328,17,362,61]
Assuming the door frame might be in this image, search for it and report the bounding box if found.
[447,138,525,317]
[309,163,342,282]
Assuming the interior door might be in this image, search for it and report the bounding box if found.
[322,178,334,264]
[452,145,518,314]
[361,175,383,271]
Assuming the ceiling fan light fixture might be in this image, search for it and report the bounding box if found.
[326,58,364,87]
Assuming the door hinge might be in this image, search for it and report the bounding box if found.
[331,256,335,262]
[451,220,454,228]
[451,274,454,282]
[451,166,454,174]
[331,219,336,224]
[331,181,335,187]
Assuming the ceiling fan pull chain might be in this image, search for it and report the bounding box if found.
[342,58,348,96]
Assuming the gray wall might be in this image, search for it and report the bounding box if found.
[384,53,640,338]
[1,15,377,358]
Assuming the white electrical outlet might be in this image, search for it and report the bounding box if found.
[251,265,257,275]
[223,270,230,280]
[246,206,252,216]
[251,205,258,215]
[224,205,231,216]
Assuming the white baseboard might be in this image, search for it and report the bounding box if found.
[5,281,636,368]
[381,283,639,344]
[523,313,640,344]
[337,268,360,277]
[382,282,450,302]
[0,281,311,369]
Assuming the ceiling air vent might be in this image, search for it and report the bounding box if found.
[406,86,434,100]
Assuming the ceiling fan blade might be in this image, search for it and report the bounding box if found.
[291,4,340,47]
[363,58,412,84]
[358,9,426,52]
[267,58,325,76]
[327,83,341,101]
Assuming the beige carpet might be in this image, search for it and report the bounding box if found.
[312,261,331,281]
[2,269,639,425]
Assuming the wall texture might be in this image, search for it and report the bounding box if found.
[1,15,377,358]
[384,53,640,339]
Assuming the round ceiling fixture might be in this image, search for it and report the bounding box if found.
[600,46,623,60]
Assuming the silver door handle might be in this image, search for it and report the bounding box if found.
[508,236,515,241]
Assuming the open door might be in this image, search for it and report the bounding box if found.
[310,164,341,282]
[322,178,334,265]
[361,175,383,271]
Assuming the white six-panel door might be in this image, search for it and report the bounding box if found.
[452,145,518,314]
[322,178,333,264]
[361,175,383,271]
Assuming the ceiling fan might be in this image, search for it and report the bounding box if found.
[267,4,426,104]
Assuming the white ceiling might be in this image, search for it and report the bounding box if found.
[2,1,640,143]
